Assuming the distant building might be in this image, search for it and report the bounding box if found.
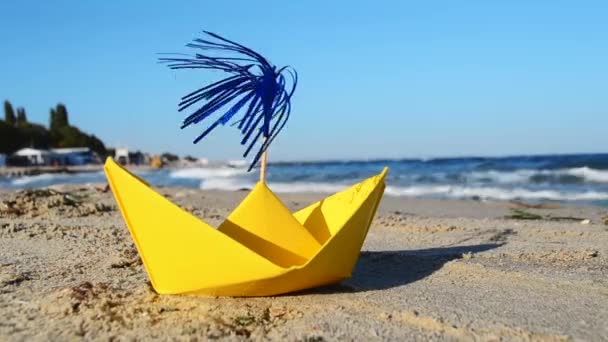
[14,148,51,166]
[142,153,152,165]
[128,151,148,165]
[150,155,162,169]
[0,154,5,167]
[8,147,97,166]
[50,147,95,165]
[114,148,130,165]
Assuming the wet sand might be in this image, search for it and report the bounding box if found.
[1,185,607,341]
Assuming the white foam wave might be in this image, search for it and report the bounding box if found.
[468,170,534,184]
[170,167,247,179]
[386,185,608,201]
[11,173,66,186]
[199,177,254,191]
[7,171,105,188]
[563,167,608,183]
[467,167,608,184]
[227,160,247,167]
[269,182,347,194]
[198,180,347,193]
[197,178,608,202]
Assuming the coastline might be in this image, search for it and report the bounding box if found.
[0,164,158,178]
[3,154,608,206]
[1,185,607,340]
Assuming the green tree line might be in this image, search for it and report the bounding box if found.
[1,100,106,156]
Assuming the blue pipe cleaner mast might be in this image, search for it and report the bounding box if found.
[159,31,297,180]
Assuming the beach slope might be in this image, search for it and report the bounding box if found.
[1,185,607,340]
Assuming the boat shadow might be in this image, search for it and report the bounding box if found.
[298,243,502,295]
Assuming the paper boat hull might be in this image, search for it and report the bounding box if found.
[104,158,387,296]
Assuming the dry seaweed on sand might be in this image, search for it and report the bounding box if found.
[0,188,113,218]
[509,200,561,209]
[506,208,589,222]
[505,209,544,220]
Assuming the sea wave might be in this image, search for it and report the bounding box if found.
[269,182,348,194]
[466,167,608,185]
[170,167,248,179]
[10,173,61,186]
[197,178,608,202]
[162,165,608,201]
[199,177,254,191]
[167,165,608,186]
[564,167,608,183]
[385,185,608,201]
[3,156,608,204]
[8,172,106,187]
[198,178,348,194]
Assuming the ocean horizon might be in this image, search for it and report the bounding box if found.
[2,152,608,206]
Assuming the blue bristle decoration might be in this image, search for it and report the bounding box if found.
[159,31,297,171]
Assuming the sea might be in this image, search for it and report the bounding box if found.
[2,153,608,207]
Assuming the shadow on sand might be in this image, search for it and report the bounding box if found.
[299,243,502,295]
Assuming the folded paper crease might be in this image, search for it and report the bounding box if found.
[104,158,387,296]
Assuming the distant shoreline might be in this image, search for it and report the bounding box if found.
[0,164,156,178]
[2,154,608,206]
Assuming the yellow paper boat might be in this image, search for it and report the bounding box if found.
[104,158,387,296]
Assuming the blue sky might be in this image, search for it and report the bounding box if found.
[1,1,607,161]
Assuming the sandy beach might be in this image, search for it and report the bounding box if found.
[1,185,607,341]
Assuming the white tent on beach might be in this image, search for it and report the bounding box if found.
[14,148,50,166]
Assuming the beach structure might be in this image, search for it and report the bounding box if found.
[127,151,148,165]
[50,147,96,165]
[13,148,51,166]
[150,155,162,169]
[111,148,150,166]
[141,153,152,165]
[114,148,130,165]
[8,147,98,166]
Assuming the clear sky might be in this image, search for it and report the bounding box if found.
[1,1,607,161]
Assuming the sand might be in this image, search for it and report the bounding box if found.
[1,184,607,341]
